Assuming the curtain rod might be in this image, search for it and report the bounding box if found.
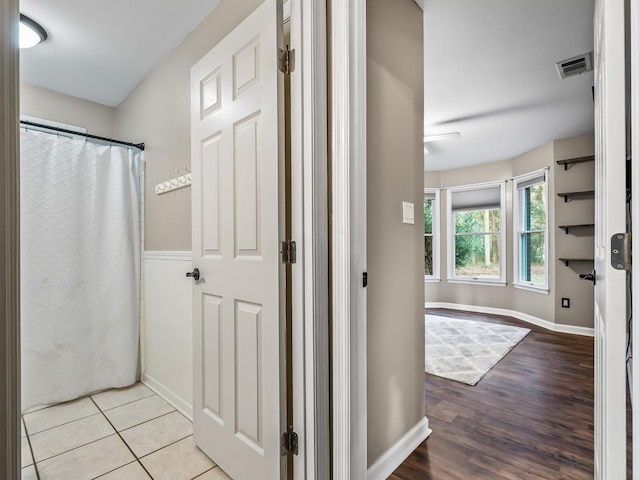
[20,120,145,152]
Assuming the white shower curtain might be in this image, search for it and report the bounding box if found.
[20,129,142,411]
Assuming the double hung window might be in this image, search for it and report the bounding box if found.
[424,189,440,281]
[514,170,548,292]
[447,182,506,285]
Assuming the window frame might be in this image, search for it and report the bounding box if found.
[424,188,441,282]
[513,168,550,294]
[446,181,507,286]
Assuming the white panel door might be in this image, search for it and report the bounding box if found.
[191,1,284,479]
[593,0,627,477]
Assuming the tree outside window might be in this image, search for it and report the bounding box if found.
[424,196,434,275]
[454,208,501,278]
[424,189,440,280]
[448,183,505,284]
[515,173,547,288]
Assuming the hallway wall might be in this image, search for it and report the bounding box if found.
[367,0,427,467]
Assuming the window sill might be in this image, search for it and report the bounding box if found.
[446,278,506,287]
[424,277,441,283]
[513,283,549,294]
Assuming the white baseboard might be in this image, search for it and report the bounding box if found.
[426,302,594,337]
[142,373,193,421]
[367,417,432,480]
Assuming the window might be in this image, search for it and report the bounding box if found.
[514,170,548,292]
[424,189,440,281]
[447,182,506,285]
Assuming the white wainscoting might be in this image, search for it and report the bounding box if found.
[143,251,193,419]
[426,302,595,337]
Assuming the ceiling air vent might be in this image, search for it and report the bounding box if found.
[556,52,593,79]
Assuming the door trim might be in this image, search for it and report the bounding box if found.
[1,0,20,477]
[631,0,640,475]
[329,0,368,477]
[289,0,331,478]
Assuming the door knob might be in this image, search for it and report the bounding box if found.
[186,268,201,281]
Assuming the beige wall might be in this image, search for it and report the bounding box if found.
[20,83,115,137]
[425,133,595,328]
[424,170,440,188]
[367,0,425,466]
[115,0,263,251]
[554,134,595,327]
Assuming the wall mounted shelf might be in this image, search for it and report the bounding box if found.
[556,155,595,170]
[557,223,595,234]
[557,190,595,202]
[558,258,594,267]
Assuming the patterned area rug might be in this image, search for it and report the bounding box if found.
[425,314,530,385]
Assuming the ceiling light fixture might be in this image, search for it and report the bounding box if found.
[423,132,461,143]
[19,14,47,49]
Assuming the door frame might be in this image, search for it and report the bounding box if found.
[329,0,368,477]
[631,0,640,475]
[289,0,331,478]
[0,0,20,477]
[328,0,633,478]
[328,1,426,477]
[0,2,331,479]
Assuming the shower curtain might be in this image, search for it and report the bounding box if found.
[20,129,142,411]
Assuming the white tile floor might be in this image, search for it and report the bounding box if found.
[21,383,232,480]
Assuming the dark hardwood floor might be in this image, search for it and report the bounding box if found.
[391,308,595,480]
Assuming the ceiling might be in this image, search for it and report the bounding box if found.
[19,0,221,107]
[19,0,595,165]
[424,0,595,171]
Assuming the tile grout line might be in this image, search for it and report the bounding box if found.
[92,460,140,480]
[29,399,177,467]
[191,466,217,480]
[31,433,120,466]
[24,388,156,436]
[23,416,42,480]
[26,387,208,480]
[96,391,157,413]
[26,411,104,437]
[88,396,156,480]
[24,410,99,437]
[137,432,194,461]
[118,409,176,434]
[29,388,162,437]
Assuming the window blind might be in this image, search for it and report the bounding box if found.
[516,172,546,190]
[450,185,501,211]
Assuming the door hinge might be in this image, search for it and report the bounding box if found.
[611,233,631,270]
[281,240,297,265]
[278,45,295,75]
[281,425,299,456]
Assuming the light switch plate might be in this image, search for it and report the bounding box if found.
[402,201,415,224]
